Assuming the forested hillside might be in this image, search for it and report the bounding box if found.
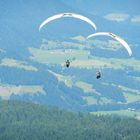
[0,100,140,140]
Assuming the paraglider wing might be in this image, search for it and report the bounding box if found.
[87,32,109,39]
[109,33,132,56]
[87,32,132,56]
[39,13,63,31]
[39,13,97,31]
[70,13,97,30]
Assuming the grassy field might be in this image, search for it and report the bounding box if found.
[83,96,98,105]
[75,81,96,93]
[99,97,114,104]
[48,70,73,87]
[131,76,140,82]
[0,58,38,71]
[29,48,90,65]
[0,84,45,100]
[92,110,140,120]
[123,92,140,103]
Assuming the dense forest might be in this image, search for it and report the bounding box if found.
[0,100,140,140]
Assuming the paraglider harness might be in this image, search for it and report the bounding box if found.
[96,71,101,79]
[66,60,70,68]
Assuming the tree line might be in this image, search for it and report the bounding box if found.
[0,100,140,140]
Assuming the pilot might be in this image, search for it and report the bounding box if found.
[96,71,101,79]
[66,60,70,67]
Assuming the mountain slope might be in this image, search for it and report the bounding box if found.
[0,0,140,112]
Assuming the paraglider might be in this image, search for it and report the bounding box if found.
[39,13,97,69]
[87,32,133,79]
[87,32,132,56]
[39,12,97,31]
[65,60,70,68]
[96,71,101,79]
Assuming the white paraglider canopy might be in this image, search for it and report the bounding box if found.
[39,12,97,31]
[87,32,132,56]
